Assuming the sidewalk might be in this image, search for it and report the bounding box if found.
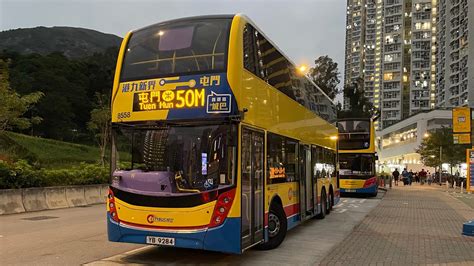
[320,184,474,265]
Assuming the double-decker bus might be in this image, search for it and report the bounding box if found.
[107,14,339,254]
[337,118,378,196]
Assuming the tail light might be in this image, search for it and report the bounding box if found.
[363,177,377,188]
[209,188,236,228]
[108,188,120,223]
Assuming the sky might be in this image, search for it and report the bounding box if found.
[0,0,346,102]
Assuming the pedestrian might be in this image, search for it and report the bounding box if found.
[419,168,427,185]
[427,172,433,185]
[409,169,415,184]
[402,168,409,186]
[392,168,400,186]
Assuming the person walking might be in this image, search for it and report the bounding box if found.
[419,168,427,185]
[392,168,400,186]
[402,168,409,186]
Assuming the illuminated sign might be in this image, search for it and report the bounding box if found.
[453,133,471,144]
[201,153,207,175]
[112,73,237,122]
[133,89,205,111]
[468,149,474,193]
[453,107,471,133]
[270,167,286,179]
[206,91,231,114]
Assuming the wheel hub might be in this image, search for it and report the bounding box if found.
[268,212,280,238]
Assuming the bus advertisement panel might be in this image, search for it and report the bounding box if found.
[108,15,339,254]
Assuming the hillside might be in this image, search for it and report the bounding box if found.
[0,26,122,58]
[0,132,101,167]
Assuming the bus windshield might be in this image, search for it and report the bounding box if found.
[339,153,375,176]
[112,124,236,192]
[120,18,231,81]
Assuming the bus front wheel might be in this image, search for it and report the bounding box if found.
[258,203,287,250]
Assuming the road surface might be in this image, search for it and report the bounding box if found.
[0,193,383,265]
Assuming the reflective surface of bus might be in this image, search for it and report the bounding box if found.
[108,14,339,254]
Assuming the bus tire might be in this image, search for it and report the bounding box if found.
[316,190,327,219]
[258,203,287,250]
[328,189,334,211]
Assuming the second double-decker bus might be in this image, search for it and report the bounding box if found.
[337,118,377,196]
[107,14,339,254]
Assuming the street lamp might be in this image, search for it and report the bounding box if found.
[297,64,309,76]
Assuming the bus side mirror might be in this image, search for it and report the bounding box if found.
[375,155,379,160]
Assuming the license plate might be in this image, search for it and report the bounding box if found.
[146,236,175,246]
[345,189,356,192]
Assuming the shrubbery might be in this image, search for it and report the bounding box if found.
[0,160,109,189]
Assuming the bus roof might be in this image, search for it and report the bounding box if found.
[130,14,335,107]
[133,15,235,33]
[237,14,335,106]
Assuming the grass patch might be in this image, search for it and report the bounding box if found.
[1,132,101,167]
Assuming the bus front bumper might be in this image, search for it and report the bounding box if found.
[340,184,377,194]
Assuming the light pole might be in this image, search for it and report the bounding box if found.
[439,146,443,185]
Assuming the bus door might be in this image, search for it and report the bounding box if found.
[299,144,313,220]
[241,127,264,250]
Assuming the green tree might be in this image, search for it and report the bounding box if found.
[416,127,470,172]
[338,78,376,119]
[0,59,43,133]
[309,55,340,100]
[87,93,111,166]
[2,48,117,141]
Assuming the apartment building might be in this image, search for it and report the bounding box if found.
[344,0,384,112]
[344,0,439,129]
[436,0,474,107]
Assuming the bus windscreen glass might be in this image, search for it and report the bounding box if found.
[113,124,235,191]
[120,19,231,81]
[339,154,375,177]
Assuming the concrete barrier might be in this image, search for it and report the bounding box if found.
[100,184,110,202]
[22,187,48,212]
[84,185,102,205]
[45,187,68,209]
[1,184,108,215]
[65,187,87,207]
[0,189,26,215]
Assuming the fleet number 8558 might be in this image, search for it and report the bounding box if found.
[117,112,131,119]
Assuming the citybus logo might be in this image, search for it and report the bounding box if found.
[147,214,174,224]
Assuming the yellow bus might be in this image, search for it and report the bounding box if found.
[107,14,339,254]
[337,118,378,196]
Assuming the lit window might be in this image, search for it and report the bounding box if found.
[383,73,394,81]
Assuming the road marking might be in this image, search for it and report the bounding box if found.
[334,208,348,213]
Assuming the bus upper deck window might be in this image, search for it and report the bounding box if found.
[158,27,193,51]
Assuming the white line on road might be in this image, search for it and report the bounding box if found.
[334,208,348,213]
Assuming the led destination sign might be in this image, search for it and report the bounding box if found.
[133,89,205,111]
[112,73,237,122]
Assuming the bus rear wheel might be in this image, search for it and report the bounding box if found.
[328,190,334,212]
[258,203,287,250]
